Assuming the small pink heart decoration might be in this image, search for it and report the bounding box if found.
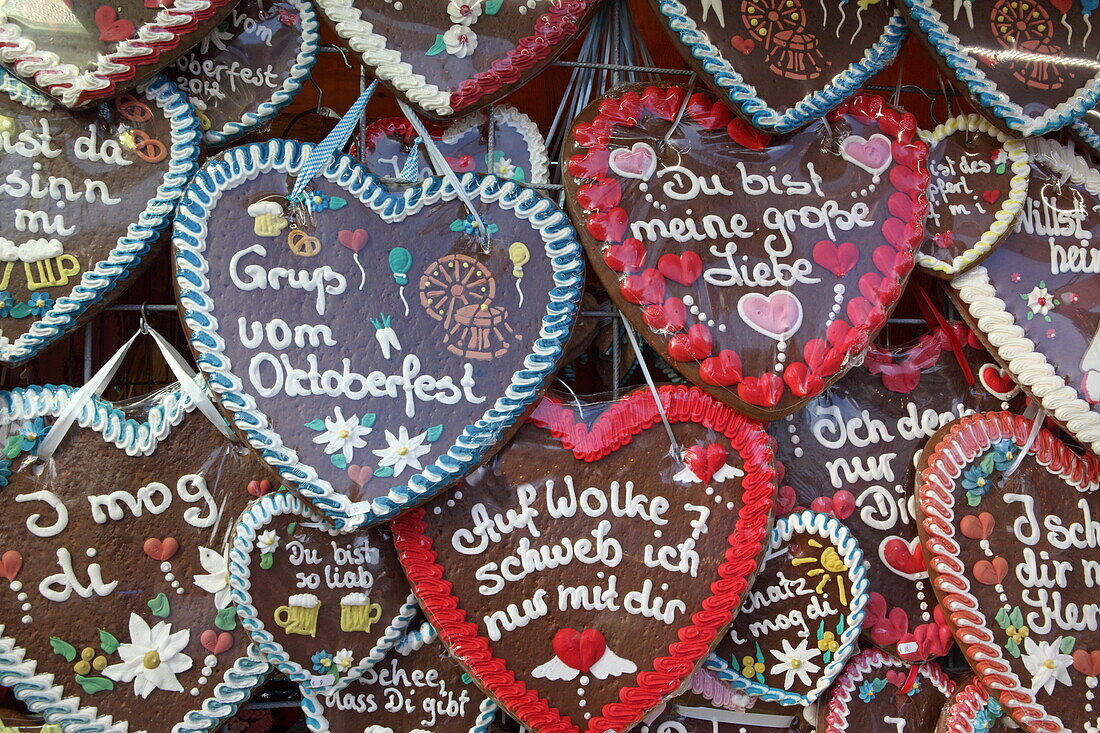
[608,142,657,180]
[200,630,234,655]
[842,134,894,176]
[737,291,803,341]
[337,228,368,253]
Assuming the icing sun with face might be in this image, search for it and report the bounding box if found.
[791,538,850,604]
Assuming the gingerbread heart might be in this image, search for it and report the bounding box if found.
[917,114,1029,278]
[630,706,808,732]
[563,86,927,419]
[707,511,868,706]
[170,0,320,146]
[0,385,270,733]
[313,0,602,120]
[648,0,907,133]
[228,491,418,696]
[952,140,1100,456]
[0,73,200,365]
[770,324,1016,661]
[360,106,549,185]
[0,1,238,107]
[315,621,498,732]
[899,0,1100,136]
[173,141,584,530]
[821,648,955,733]
[935,678,1009,733]
[917,411,1100,732]
[392,385,777,733]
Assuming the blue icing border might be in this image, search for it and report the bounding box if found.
[900,0,1100,136]
[1073,115,1100,156]
[704,510,869,707]
[653,2,908,133]
[0,74,203,366]
[173,139,584,530]
[0,384,270,733]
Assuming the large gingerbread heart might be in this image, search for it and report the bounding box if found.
[0,73,200,365]
[899,0,1100,136]
[917,411,1100,732]
[0,385,270,733]
[706,511,868,707]
[313,0,602,120]
[228,491,418,697]
[952,139,1100,456]
[0,0,239,108]
[174,141,584,530]
[393,384,777,733]
[648,0,907,133]
[771,324,1016,661]
[562,86,927,420]
[935,678,1009,733]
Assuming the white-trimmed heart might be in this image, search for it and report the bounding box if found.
[173,140,584,530]
[878,535,928,581]
[737,291,803,341]
[977,363,1020,401]
[0,385,270,733]
[608,143,658,181]
[841,134,894,177]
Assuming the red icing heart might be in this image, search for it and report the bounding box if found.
[0,550,22,582]
[684,443,728,484]
[960,512,995,540]
[885,670,906,690]
[863,593,910,647]
[812,241,860,277]
[576,178,622,211]
[337,229,368,254]
[568,149,611,179]
[587,208,629,242]
[882,217,919,251]
[687,94,732,130]
[880,536,926,579]
[644,298,687,333]
[553,628,607,673]
[982,189,1002,205]
[810,490,855,520]
[657,252,703,286]
[737,373,784,408]
[247,479,272,498]
[979,363,1019,399]
[668,323,714,361]
[95,6,136,42]
[347,464,371,486]
[200,630,234,655]
[730,35,755,55]
[738,291,802,340]
[642,86,685,121]
[726,118,771,150]
[621,270,666,306]
[1074,650,1100,677]
[446,155,477,172]
[604,238,646,273]
[143,537,179,562]
[776,484,797,515]
[974,557,1008,585]
[783,362,824,398]
[699,349,742,386]
[933,230,955,250]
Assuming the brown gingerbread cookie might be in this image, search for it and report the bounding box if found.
[935,678,1009,733]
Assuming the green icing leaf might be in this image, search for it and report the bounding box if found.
[425,424,444,442]
[980,453,996,473]
[9,303,31,319]
[995,607,1011,628]
[260,552,274,570]
[286,522,298,535]
[3,434,23,459]
[75,675,114,694]
[449,219,466,232]
[330,453,347,470]
[374,466,394,478]
[485,0,503,13]
[98,630,120,655]
[966,492,981,507]
[50,637,76,662]
[1009,607,1023,627]
[361,413,376,429]
[147,592,170,618]
[305,419,326,431]
[1060,636,1076,654]
[329,197,348,210]
[216,607,238,631]
[426,34,446,56]
[1006,638,1021,658]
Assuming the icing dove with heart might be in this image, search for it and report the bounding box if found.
[392,385,776,733]
[173,140,583,530]
[917,411,1100,733]
[563,85,928,419]
[769,325,1020,662]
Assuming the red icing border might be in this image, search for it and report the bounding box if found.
[918,411,1100,733]
[566,88,929,411]
[939,679,997,733]
[392,384,777,733]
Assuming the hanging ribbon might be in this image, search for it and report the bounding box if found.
[619,312,683,465]
[399,136,423,182]
[1004,402,1046,479]
[289,80,379,203]
[909,276,974,386]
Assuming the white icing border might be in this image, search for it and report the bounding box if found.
[438,105,550,185]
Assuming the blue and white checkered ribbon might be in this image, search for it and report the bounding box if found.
[399,138,422,182]
[289,80,379,202]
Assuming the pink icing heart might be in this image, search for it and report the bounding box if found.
[737,291,803,340]
[842,133,893,175]
[608,142,657,181]
[337,228,368,253]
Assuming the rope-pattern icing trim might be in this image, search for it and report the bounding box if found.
[916,114,1029,276]
[653,1,907,133]
[917,411,1100,733]
[203,0,320,146]
[822,647,955,733]
[228,491,419,693]
[0,75,202,365]
[1072,117,1100,157]
[940,679,1004,733]
[1028,138,1100,195]
[704,510,868,707]
[393,384,777,733]
[173,139,584,530]
[0,68,50,110]
[0,0,236,107]
[952,263,1100,455]
[900,0,1100,137]
[313,0,598,118]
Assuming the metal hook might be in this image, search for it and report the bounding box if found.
[138,303,150,335]
[322,43,353,69]
[657,73,696,155]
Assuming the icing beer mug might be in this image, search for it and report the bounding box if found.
[340,592,383,633]
[273,593,321,637]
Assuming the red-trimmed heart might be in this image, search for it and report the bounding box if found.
[880,536,927,580]
[392,385,776,733]
[916,411,1100,732]
[143,537,179,562]
[0,550,21,582]
[564,87,925,419]
[200,630,235,655]
[978,363,1020,400]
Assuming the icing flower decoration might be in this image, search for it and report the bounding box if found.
[0,459,11,488]
[193,547,232,609]
[1022,637,1074,695]
[27,292,53,317]
[305,190,348,213]
[817,631,840,653]
[307,407,373,469]
[858,677,887,703]
[333,648,355,672]
[906,679,922,696]
[962,464,991,496]
[450,214,498,237]
[991,440,1017,471]
[9,417,47,457]
[257,530,280,553]
[311,650,335,676]
[992,148,1008,174]
[447,0,483,24]
[1022,283,1059,321]
[443,25,478,57]
[103,614,193,698]
[768,639,822,689]
[1006,624,1030,650]
[489,151,523,180]
[372,426,432,478]
[0,291,14,317]
[741,655,765,678]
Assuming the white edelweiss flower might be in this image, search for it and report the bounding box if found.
[494,156,517,177]
[103,614,193,699]
[372,426,432,478]
[333,648,355,671]
[1026,285,1054,317]
[768,638,821,690]
[257,530,280,552]
[447,0,482,24]
[311,406,372,463]
[443,24,478,58]
[1022,637,1073,696]
[193,546,231,609]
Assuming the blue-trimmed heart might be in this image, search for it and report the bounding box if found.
[648,0,907,132]
[173,140,584,530]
